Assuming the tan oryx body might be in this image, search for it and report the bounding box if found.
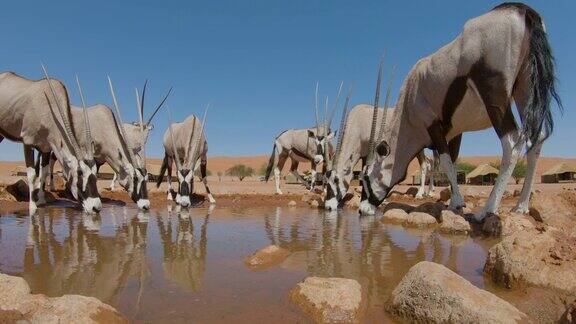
[361,3,562,220]
[324,104,434,210]
[0,70,101,214]
[157,111,215,207]
[264,124,334,194]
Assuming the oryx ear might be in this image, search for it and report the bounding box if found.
[376,140,390,157]
[307,130,315,138]
[148,124,154,131]
[327,131,335,140]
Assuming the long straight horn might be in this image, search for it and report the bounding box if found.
[135,87,146,168]
[327,81,343,130]
[314,82,319,135]
[75,75,93,159]
[377,66,396,144]
[41,64,81,157]
[323,96,329,164]
[190,103,210,168]
[334,86,353,170]
[367,56,384,163]
[167,108,182,171]
[146,87,172,126]
[107,76,136,164]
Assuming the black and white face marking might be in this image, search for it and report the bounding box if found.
[308,130,334,164]
[130,167,150,210]
[176,169,194,207]
[324,170,349,210]
[359,140,391,215]
[77,159,102,213]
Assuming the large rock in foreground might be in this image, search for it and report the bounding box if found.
[290,277,362,323]
[404,212,437,228]
[388,261,529,323]
[0,273,126,323]
[439,210,471,235]
[244,245,290,271]
[484,227,576,294]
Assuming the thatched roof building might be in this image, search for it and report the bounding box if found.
[541,162,576,183]
[466,164,499,185]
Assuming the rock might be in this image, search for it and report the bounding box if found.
[290,277,362,323]
[0,186,17,202]
[485,227,576,295]
[288,200,297,207]
[388,261,529,323]
[513,189,521,197]
[309,199,320,208]
[0,273,126,323]
[413,202,445,218]
[482,212,535,237]
[5,179,29,201]
[244,245,290,271]
[439,188,451,202]
[404,212,437,228]
[405,187,419,197]
[301,195,311,202]
[439,210,471,235]
[382,209,409,224]
[560,300,576,324]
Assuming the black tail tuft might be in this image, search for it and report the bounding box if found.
[264,143,277,182]
[522,8,562,147]
[156,154,169,188]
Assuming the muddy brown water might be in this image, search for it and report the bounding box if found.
[0,205,504,323]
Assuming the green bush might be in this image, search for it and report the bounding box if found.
[226,164,255,181]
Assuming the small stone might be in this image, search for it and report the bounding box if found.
[382,209,409,223]
[513,189,521,197]
[439,210,471,235]
[288,200,297,207]
[346,194,361,208]
[560,300,576,324]
[290,277,362,323]
[244,245,290,270]
[309,200,320,208]
[405,212,437,228]
[482,213,535,237]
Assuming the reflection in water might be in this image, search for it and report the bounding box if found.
[0,206,492,322]
[157,206,211,292]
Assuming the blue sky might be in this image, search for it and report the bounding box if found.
[0,0,573,160]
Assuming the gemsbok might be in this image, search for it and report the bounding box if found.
[360,3,562,220]
[0,67,101,214]
[156,107,215,207]
[264,83,341,194]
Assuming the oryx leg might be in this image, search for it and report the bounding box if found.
[24,145,39,215]
[513,138,541,213]
[166,155,174,200]
[37,152,51,205]
[474,75,523,220]
[428,125,465,210]
[360,157,368,201]
[274,151,288,195]
[309,161,317,191]
[429,151,440,195]
[415,151,428,199]
[200,155,215,204]
[109,172,117,191]
[48,152,56,192]
[289,159,307,187]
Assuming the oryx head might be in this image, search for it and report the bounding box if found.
[168,104,209,208]
[359,56,395,215]
[108,78,172,211]
[324,86,355,211]
[42,65,102,213]
[311,82,342,164]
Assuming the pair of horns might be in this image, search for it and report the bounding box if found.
[366,54,395,164]
[167,104,210,172]
[314,82,343,136]
[41,64,94,161]
[333,86,353,170]
[108,76,138,168]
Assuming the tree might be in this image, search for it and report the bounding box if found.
[512,160,527,184]
[217,172,223,182]
[226,164,255,181]
[456,161,476,174]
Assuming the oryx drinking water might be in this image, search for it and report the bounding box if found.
[264,83,341,194]
[324,104,436,210]
[156,107,215,207]
[360,3,562,220]
[0,67,101,214]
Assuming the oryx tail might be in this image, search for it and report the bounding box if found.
[264,142,277,182]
